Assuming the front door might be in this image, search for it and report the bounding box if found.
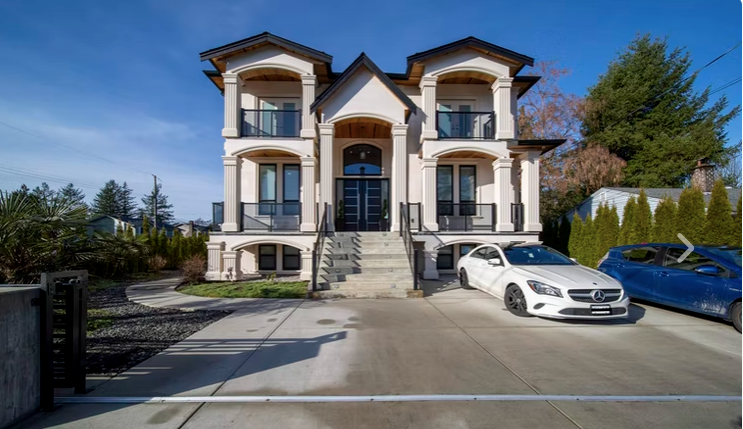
[340,179,386,231]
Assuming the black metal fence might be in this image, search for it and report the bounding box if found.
[437,203,496,232]
[242,109,301,138]
[242,203,301,232]
[311,203,329,292]
[400,203,420,290]
[436,111,495,139]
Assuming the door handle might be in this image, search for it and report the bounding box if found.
[657,271,670,277]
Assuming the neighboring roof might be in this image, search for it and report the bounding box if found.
[310,53,417,114]
[605,187,742,206]
[405,36,534,76]
[87,215,126,223]
[199,31,332,63]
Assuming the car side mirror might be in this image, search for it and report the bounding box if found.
[487,257,502,266]
[694,265,721,276]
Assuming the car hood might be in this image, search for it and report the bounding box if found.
[511,265,622,290]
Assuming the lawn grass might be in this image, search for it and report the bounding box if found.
[87,308,115,333]
[178,281,308,299]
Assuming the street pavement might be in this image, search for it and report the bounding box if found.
[17,277,742,429]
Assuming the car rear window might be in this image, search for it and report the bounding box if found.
[621,247,659,264]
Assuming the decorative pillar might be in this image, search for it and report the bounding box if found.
[206,242,224,281]
[222,73,240,138]
[421,158,438,231]
[222,156,241,232]
[521,151,542,232]
[492,77,514,140]
[300,250,313,281]
[300,156,317,232]
[391,124,409,232]
[318,123,335,231]
[493,158,514,232]
[419,76,438,142]
[422,249,439,280]
[300,75,317,139]
[222,251,241,281]
[511,87,520,139]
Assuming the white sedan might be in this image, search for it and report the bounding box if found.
[457,243,630,319]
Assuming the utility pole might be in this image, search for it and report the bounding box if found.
[152,174,158,231]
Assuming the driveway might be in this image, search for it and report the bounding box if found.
[19,277,742,429]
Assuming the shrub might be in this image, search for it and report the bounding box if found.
[631,189,652,244]
[580,215,599,267]
[704,179,734,245]
[677,187,706,244]
[568,213,583,258]
[652,195,677,243]
[148,255,167,273]
[182,254,206,284]
[618,196,637,245]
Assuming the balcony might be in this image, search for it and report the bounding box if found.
[437,203,496,232]
[211,202,302,232]
[242,109,301,138]
[436,111,495,140]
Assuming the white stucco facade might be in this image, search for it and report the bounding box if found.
[200,33,559,281]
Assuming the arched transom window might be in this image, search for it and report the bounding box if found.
[343,144,382,176]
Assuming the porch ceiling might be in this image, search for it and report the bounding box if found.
[334,117,393,139]
[241,149,301,158]
[436,150,496,160]
[438,70,494,85]
[239,67,301,81]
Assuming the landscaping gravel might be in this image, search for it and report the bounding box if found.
[85,277,230,376]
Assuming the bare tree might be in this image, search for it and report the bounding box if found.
[719,140,742,188]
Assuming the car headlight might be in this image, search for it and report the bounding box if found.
[526,280,563,298]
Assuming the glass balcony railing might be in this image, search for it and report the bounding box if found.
[242,109,301,138]
[436,111,495,140]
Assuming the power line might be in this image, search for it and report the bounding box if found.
[709,77,742,96]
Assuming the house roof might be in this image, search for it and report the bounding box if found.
[514,139,566,154]
[513,76,540,99]
[605,187,742,206]
[310,53,417,114]
[199,31,333,63]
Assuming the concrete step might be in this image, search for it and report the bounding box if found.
[320,280,415,290]
[321,259,411,268]
[323,253,410,261]
[309,289,422,299]
[324,242,407,251]
[332,232,397,238]
[320,272,413,283]
[325,247,407,255]
[320,266,411,275]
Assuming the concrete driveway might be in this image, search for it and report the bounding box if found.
[19,277,742,429]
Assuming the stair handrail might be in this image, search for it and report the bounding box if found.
[311,203,329,292]
[399,203,419,290]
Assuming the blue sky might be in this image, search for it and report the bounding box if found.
[0,0,740,221]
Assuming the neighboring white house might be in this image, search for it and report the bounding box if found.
[200,32,563,283]
[87,216,136,236]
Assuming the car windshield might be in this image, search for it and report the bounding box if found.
[705,247,742,267]
[502,245,575,266]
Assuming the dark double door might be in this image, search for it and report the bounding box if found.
[338,179,388,231]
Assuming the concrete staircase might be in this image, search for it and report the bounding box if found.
[313,232,420,298]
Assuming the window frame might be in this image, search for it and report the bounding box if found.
[437,165,454,216]
[259,164,277,216]
[258,244,277,271]
[343,144,382,176]
[620,246,661,265]
[282,245,301,271]
[282,164,301,216]
[661,246,727,276]
[437,245,454,270]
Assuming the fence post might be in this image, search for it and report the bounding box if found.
[413,249,419,290]
[38,281,54,411]
[311,249,317,292]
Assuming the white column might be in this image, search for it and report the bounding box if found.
[422,249,439,280]
[493,158,514,232]
[300,250,313,281]
[511,87,520,139]
[521,151,542,232]
[318,123,335,231]
[419,76,438,142]
[222,251,241,281]
[206,242,224,281]
[300,156,317,232]
[300,75,317,140]
[391,124,409,232]
[222,156,241,232]
[421,158,438,231]
[222,73,240,138]
[492,77,514,140]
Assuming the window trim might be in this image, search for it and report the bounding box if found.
[343,144,383,176]
[259,164,278,204]
[258,244,277,271]
[458,165,476,203]
[282,164,301,203]
[282,245,301,271]
[437,245,454,270]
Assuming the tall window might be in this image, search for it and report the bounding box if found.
[259,164,277,215]
[259,245,277,270]
[437,245,454,270]
[344,144,382,175]
[283,246,301,271]
[459,166,476,215]
[283,165,300,216]
[437,166,453,216]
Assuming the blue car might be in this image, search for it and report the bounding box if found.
[597,243,742,331]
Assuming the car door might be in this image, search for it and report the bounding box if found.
[479,246,507,297]
[611,246,662,300]
[656,247,729,316]
[467,246,496,289]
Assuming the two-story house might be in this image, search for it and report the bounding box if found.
[201,32,563,293]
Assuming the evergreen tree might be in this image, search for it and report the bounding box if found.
[158,228,168,256]
[170,230,184,267]
[557,214,572,255]
[582,34,740,187]
[580,215,598,267]
[631,189,652,244]
[618,196,637,245]
[608,205,620,247]
[118,182,138,218]
[652,196,677,243]
[31,182,55,202]
[733,193,742,247]
[141,214,151,238]
[568,213,583,258]
[596,203,619,260]
[141,182,174,226]
[124,223,135,239]
[92,180,121,217]
[58,183,87,211]
[116,223,124,236]
[704,179,734,245]
[676,187,706,244]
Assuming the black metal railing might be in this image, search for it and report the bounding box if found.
[436,111,495,139]
[512,203,524,232]
[212,202,223,231]
[311,203,329,292]
[242,203,301,231]
[400,203,420,290]
[437,203,496,232]
[242,109,301,138]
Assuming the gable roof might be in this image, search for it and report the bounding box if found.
[605,187,742,207]
[406,36,534,76]
[199,31,332,63]
[310,53,417,114]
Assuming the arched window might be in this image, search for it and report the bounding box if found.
[343,144,382,176]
